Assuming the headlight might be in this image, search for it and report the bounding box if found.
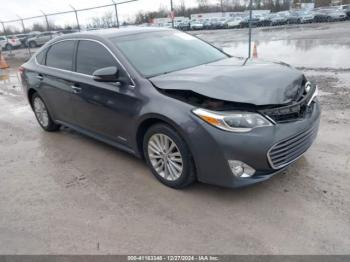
[192,108,273,132]
[307,85,318,106]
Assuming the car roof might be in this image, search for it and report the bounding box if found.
[64,27,171,39]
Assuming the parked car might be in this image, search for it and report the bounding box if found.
[0,35,21,50]
[225,17,243,28]
[269,14,288,26]
[284,11,301,24]
[216,17,230,29]
[299,11,315,23]
[15,32,40,47]
[256,14,272,27]
[337,4,350,19]
[26,31,60,48]
[239,16,261,27]
[190,20,204,30]
[202,18,213,29]
[176,22,190,31]
[317,9,347,22]
[20,28,320,189]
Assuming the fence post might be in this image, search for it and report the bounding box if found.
[248,0,253,58]
[70,5,81,31]
[170,0,174,28]
[112,0,120,28]
[16,15,32,56]
[17,15,26,33]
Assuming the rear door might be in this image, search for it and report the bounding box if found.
[37,40,77,124]
[38,33,51,45]
[69,40,138,144]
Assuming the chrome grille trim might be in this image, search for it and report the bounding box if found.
[267,126,318,169]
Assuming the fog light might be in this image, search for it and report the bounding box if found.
[228,160,255,178]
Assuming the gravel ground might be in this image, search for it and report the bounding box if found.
[0,22,349,254]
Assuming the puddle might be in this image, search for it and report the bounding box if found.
[223,39,350,69]
[0,68,23,97]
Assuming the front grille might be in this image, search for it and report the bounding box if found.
[268,126,318,169]
[259,81,316,123]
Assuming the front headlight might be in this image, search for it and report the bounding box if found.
[192,108,273,132]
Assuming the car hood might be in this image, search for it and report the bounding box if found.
[150,57,305,106]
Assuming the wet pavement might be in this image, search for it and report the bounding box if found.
[0,22,350,254]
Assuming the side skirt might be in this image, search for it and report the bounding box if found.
[56,120,140,158]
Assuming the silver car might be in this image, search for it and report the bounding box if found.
[26,32,60,48]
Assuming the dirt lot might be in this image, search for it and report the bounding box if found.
[0,22,349,254]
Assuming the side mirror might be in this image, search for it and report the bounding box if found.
[93,66,120,83]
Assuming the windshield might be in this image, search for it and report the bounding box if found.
[110,31,228,77]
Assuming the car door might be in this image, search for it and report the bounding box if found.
[38,33,50,45]
[69,39,138,145]
[37,40,77,124]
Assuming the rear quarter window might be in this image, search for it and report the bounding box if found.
[36,50,46,65]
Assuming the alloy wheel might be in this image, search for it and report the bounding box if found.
[147,133,183,181]
[33,97,49,127]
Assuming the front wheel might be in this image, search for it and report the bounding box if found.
[143,124,196,189]
[31,93,60,132]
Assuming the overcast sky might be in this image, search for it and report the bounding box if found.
[1,0,209,28]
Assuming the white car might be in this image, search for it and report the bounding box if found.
[0,35,21,50]
[225,17,243,28]
[190,20,204,30]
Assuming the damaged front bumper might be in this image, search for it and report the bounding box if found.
[188,99,321,188]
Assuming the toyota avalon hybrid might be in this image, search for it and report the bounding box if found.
[20,27,320,189]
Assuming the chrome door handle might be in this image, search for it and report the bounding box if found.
[36,75,43,81]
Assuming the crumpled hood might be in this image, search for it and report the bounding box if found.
[150,57,305,106]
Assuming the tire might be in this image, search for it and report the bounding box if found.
[31,93,60,132]
[5,44,12,51]
[29,41,37,48]
[143,123,196,189]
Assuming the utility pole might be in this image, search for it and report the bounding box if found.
[220,0,224,13]
[70,5,81,32]
[112,0,120,28]
[170,0,174,28]
[248,0,253,58]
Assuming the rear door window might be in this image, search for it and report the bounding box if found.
[46,41,75,71]
[76,40,116,75]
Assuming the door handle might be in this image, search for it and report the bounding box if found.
[71,84,82,94]
[36,74,43,81]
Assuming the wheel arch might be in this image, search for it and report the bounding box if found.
[27,88,37,108]
[135,114,192,160]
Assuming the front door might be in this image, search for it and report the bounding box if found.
[70,40,139,144]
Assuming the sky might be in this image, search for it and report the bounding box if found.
[0,0,205,29]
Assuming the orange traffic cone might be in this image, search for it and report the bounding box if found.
[0,53,9,69]
[252,43,258,59]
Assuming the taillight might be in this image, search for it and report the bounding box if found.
[11,37,16,43]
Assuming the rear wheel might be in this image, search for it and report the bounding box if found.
[5,44,12,51]
[143,124,196,189]
[31,93,60,132]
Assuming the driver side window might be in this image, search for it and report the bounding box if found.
[76,40,117,75]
